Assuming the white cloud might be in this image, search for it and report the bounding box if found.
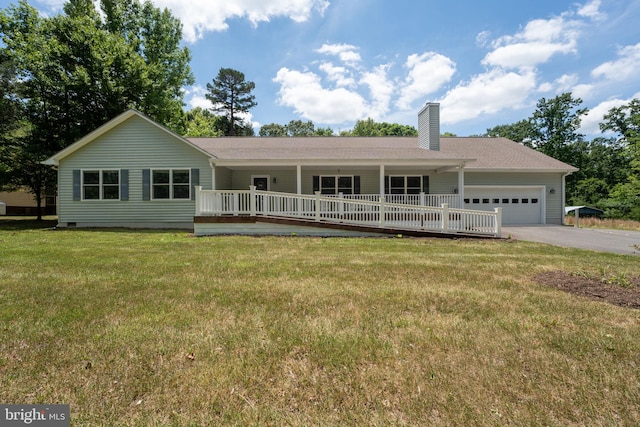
[475,31,491,48]
[315,43,362,64]
[483,16,579,69]
[28,0,330,43]
[273,48,457,124]
[538,74,579,94]
[580,97,628,135]
[577,0,605,20]
[396,52,456,110]
[153,0,330,43]
[183,85,213,110]
[359,64,395,119]
[580,93,640,135]
[591,43,640,82]
[438,69,537,124]
[274,68,369,123]
[318,62,356,88]
[572,83,595,100]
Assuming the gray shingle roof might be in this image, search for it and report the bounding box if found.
[187,136,577,171]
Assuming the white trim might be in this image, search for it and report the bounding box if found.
[462,168,578,173]
[211,162,216,191]
[151,168,192,200]
[81,169,120,201]
[210,158,472,168]
[386,175,424,195]
[457,167,465,207]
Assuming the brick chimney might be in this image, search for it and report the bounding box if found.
[418,102,440,151]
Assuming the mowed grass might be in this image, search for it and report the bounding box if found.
[1,221,639,426]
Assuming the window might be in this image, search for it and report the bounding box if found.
[532,198,539,204]
[502,199,509,204]
[82,170,119,200]
[493,198,500,203]
[512,198,519,204]
[385,176,427,194]
[152,169,190,199]
[482,198,490,204]
[522,198,529,204]
[472,198,480,204]
[319,175,353,195]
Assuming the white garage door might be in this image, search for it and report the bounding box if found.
[464,187,544,225]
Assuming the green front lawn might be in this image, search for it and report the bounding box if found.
[1,220,638,426]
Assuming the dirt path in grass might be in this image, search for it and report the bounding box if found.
[535,271,640,309]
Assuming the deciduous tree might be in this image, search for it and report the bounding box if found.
[0,0,193,218]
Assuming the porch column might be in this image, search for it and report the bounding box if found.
[379,164,385,196]
[211,162,216,190]
[457,165,464,208]
[296,165,302,194]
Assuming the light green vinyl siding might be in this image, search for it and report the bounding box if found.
[58,115,212,227]
[226,168,444,195]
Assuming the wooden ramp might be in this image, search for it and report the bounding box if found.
[194,215,499,239]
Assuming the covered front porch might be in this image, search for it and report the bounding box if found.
[194,187,502,237]
[209,159,469,207]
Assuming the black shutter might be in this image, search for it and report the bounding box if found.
[354,176,361,194]
[313,175,319,193]
[191,168,200,201]
[384,176,389,194]
[120,169,129,201]
[422,176,430,194]
[73,170,81,201]
[142,169,151,201]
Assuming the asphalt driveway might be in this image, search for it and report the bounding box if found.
[502,225,640,256]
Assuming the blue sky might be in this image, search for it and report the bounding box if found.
[3,0,640,137]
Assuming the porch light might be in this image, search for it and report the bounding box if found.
[549,188,555,194]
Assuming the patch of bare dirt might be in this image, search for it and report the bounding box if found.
[535,271,640,309]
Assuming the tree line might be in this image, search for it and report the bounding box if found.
[485,93,640,220]
[1,1,638,221]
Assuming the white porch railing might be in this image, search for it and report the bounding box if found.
[328,193,460,208]
[195,187,501,237]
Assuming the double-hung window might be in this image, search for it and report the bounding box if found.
[82,170,120,200]
[385,176,428,195]
[320,175,353,195]
[152,169,191,199]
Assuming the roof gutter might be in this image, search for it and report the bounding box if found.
[210,158,475,168]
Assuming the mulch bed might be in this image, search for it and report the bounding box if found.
[535,271,640,309]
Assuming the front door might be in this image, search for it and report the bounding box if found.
[252,176,269,191]
[252,176,269,213]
